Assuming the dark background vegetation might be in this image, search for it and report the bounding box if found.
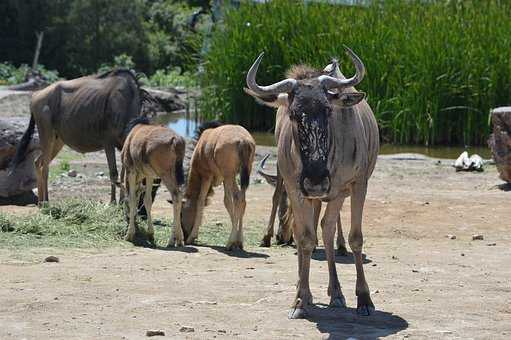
[1,0,510,146]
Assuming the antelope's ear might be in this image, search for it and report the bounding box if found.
[244,88,289,108]
[330,91,365,107]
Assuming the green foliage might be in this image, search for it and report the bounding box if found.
[0,62,59,85]
[97,54,136,74]
[201,0,511,146]
[144,67,197,88]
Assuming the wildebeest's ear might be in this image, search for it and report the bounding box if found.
[330,91,365,107]
[243,88,289,108]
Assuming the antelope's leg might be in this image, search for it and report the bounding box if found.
[321,198,346,308]
[350,181,374,316]
[336,212,348,256]
[125,172,139,243]
[144,177,155,246]
[235,183,246,249]
[161,176,184,247]
[287,193,315,319]
[105,143,118,204]
[261,176,283,247]
[186,177,212,244]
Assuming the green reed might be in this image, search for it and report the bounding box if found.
[200,0,511,146]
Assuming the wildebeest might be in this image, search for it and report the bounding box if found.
[10,69,152,205]
[257,154,348,256]
[176,121,256,250]
[245,47,379,318]
[121,117,185,247]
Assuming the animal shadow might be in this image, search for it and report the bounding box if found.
[496,183,511,191]
[307,304,408,339]
[205,245,269,259]
[311,248,371,264]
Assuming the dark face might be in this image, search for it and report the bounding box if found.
[288,80,332,198]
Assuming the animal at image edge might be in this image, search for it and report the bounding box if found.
[245,47,379,318]
[171,121,256,251]
[10,69,153,205]
[120,117,185,247]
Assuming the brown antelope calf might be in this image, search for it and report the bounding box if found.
[121,117,186,247]
[178,121,256,250]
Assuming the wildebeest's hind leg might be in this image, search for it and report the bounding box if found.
[104,143,118,204]
[260,175,283,247]
[321,198,346,308]
[143,177,156,247]
[224,178,241,250]
[336,212,348,256]
[350,181,375,316]
[125,171,139,243]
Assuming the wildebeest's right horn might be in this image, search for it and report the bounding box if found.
[318,46,365,89]
[246,53,297,96]
[257,154,278,187]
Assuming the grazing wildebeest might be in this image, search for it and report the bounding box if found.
[257,154,349,255]
[175,121,256,250]
[121,117,185,247]
[10,69,152,205]
[245,47,379,318]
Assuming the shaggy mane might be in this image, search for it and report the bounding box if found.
[124,116,150,137]
[285,65,324,80]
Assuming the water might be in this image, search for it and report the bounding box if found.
[158,111,492,159]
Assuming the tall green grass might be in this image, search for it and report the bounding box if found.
[201,0,511,146]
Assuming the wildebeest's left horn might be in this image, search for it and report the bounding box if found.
[318,46,365,89]
[257,154,278,187]
[246,52,297,96]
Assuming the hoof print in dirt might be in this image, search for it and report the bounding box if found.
[146,330,165,337]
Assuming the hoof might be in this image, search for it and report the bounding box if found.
[260,235,271,247]
[226,241,243,251]
[337,245,349,256]
[329,296,347,308]
[288,307,307,319]
[357,293,375,316]
[167,237,184,248]
[185,236,197,245]
[356,304,375,316]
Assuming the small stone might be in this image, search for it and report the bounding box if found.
[472,234,484,240]
[487,243,497,246]
[67,169,77,177]
[392,255,398,260]
[179,326,194,333]
[461,253,465,256]
[146,330,165,337]
[44,256,59,263]
[447,234,456,240]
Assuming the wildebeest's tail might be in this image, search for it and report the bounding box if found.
[9,113,36,173]
[239,142,254,191]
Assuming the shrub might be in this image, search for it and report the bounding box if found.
[201,0,511,146]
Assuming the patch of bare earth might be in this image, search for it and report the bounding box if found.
[0,144,510,338]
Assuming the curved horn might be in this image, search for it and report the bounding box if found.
[257,154,278,187]
[318,46,365,89]
[246,52,296,96]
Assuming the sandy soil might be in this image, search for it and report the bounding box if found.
[1,92,510,339]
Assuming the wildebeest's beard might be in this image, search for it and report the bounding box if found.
[290,95,332,198]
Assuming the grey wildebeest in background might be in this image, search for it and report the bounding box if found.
[173,121,256,250]
[245,47,379,318]
[257,154,348,256]
[10,69,153,205]
[121,117,185,247]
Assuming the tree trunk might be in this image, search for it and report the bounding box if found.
[488,107,511,182]
[0,119,39,205]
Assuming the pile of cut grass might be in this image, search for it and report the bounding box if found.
[0,200,127,248]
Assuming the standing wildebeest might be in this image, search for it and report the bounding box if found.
[245,47,379,318]
[121,117,186,247]
[10,69,151,205]
[176,121,256,250]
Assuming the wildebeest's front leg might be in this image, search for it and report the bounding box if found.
[321,198,346,308]
[350,181,375,316]
[287,192,316,319]
[336,213,348,256]
[186,177,212,245]
[104,143,118,204]
[260,175,284,247]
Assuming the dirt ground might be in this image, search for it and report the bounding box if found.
[1,91,510,339]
